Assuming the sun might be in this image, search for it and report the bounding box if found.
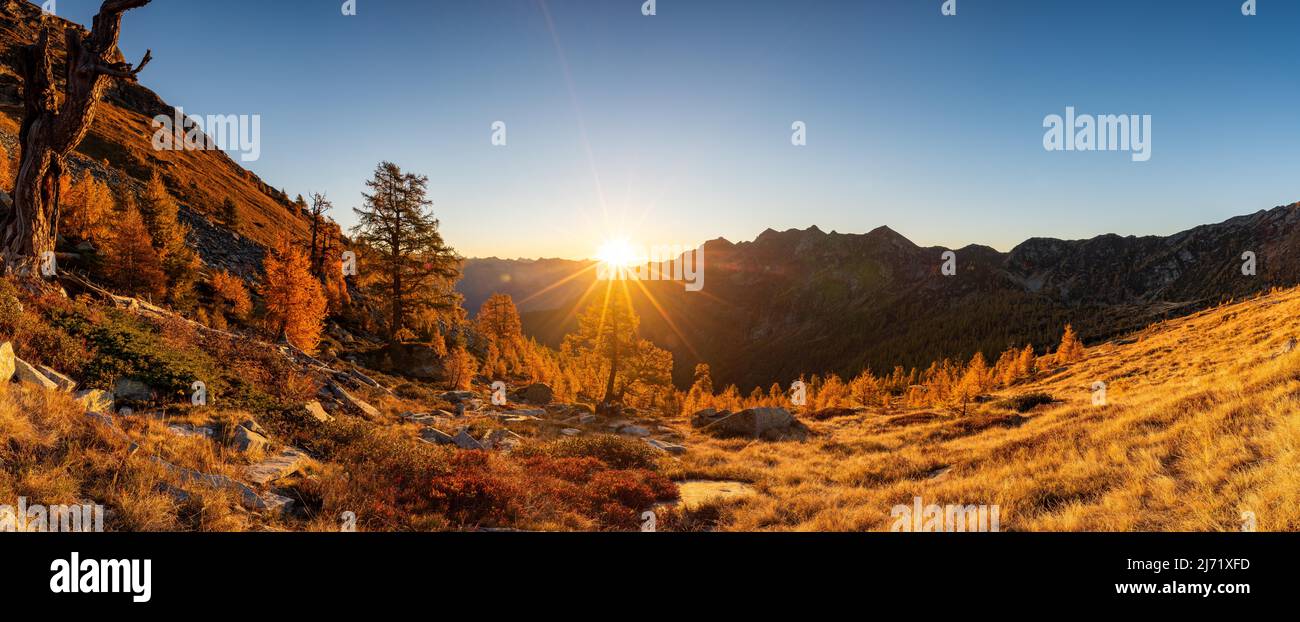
[595,237,638,269]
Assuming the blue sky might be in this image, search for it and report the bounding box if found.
[44,0,1300,259]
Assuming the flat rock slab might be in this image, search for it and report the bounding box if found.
[13,358,57,390]
[245,448,310,485]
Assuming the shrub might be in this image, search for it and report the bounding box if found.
[995,392,1055,413]
[515,434,660,470]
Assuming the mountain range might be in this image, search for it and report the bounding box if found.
[461,204,1300,389]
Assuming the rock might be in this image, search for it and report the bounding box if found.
[645,438,687,455]
[245,448,310,485]
[303,401,334,423]
[13,358,57,390]
[75,389,115,414]
[0,342,14,383]
[326,382,380,418]
[481,429,524,450]
[239,418,268,436]
[578,414,598,425]
[560,428,582,436]
[150,456,273,512]
[168,423,215,439]
[702,407,806,440]
[510,408,547,417]
[114,378,155,403]
[420,427,455,445]
[453,429,484,450]
[231,425,271,453]
[36,365,77,392]
[618,425,651,438]
[439,390,476,403]
[691,408,729,428]
[520,383,554,405]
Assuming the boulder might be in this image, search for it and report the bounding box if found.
[439,390,476,403]
[691,408,729,428]
[520,383,554,405]
[114,378,155,402]
[481,429,524,451]
[701,407,805,440]
[326,382,380,418]
[645,438,687,455]
[618,425,651,438]
[36,365,77,392]
[231,425,271,454]
[577,413,598,425]
[420,427,455,445]
[453,429,485,450]
[13,358,57,390]
[0,342,14,383]
[245,448,310,485]
[303,401,334,423]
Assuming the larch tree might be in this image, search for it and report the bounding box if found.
[476,293,524,372]
[1,0,153,275]
[139,174,199,312]
[259,236,328,354]
[1055,324,1085,366]
[307,192,332,276]
[351,162,461,344]
[561,287,650,411]
[60,170,114,242]
[102,200,165,299]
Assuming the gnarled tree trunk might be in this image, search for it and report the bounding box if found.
[0,0,152,276]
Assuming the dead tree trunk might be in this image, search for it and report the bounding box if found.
[0,0,152,275]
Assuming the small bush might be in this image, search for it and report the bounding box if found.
[995,392,1055,413]
[514,434,660,470]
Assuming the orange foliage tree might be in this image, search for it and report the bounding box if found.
[259,236,328,354]
[60,170,114,242]
[210,269,252,323]
[102,201,165,299]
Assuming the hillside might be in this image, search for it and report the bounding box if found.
[0,0,314,277]
[670,285,1300,531]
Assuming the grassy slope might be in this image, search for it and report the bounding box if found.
[673,287,1300,531]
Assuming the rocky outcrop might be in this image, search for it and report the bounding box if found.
[700,407,808,441]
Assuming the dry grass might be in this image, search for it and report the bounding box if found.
[673,288,1300,531]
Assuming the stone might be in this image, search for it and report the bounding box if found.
[560,428,582,436]
[645,438,687,455]
[114,378,155,402]
[303,401,334,423]
[578,414,598,425]
[0,342,14,383]
[239,418,268,436]
[13,358,57,390]
[420,427,455,445]
[453,429,484,450]
[619,425,651,438]
[36,365,77,392]
[520,383,554,405]
[481,429,524,451]
[327,382,380,418]
[691,408,728,428]
[231,425,271,453]
[510,408,547,417]
[701,407,803,440]
[245,448,310,485]
[439,390,476,403]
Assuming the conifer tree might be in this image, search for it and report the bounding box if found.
[102,202,165,299]
[259,235,328,354]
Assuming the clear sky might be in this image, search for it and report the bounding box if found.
[44,0,1300,259]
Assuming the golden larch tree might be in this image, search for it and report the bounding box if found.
[102,201,165,299]
[260,236,328,354]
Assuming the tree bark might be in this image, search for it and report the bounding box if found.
[1,0,152,275]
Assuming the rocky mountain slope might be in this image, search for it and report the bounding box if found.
[0,0,314,277]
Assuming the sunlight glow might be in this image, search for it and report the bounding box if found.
[596,238,639,269]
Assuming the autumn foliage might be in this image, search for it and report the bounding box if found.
[101,201,166,299]
[259,235,328,354]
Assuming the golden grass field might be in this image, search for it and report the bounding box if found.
[667,288,1300,531]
